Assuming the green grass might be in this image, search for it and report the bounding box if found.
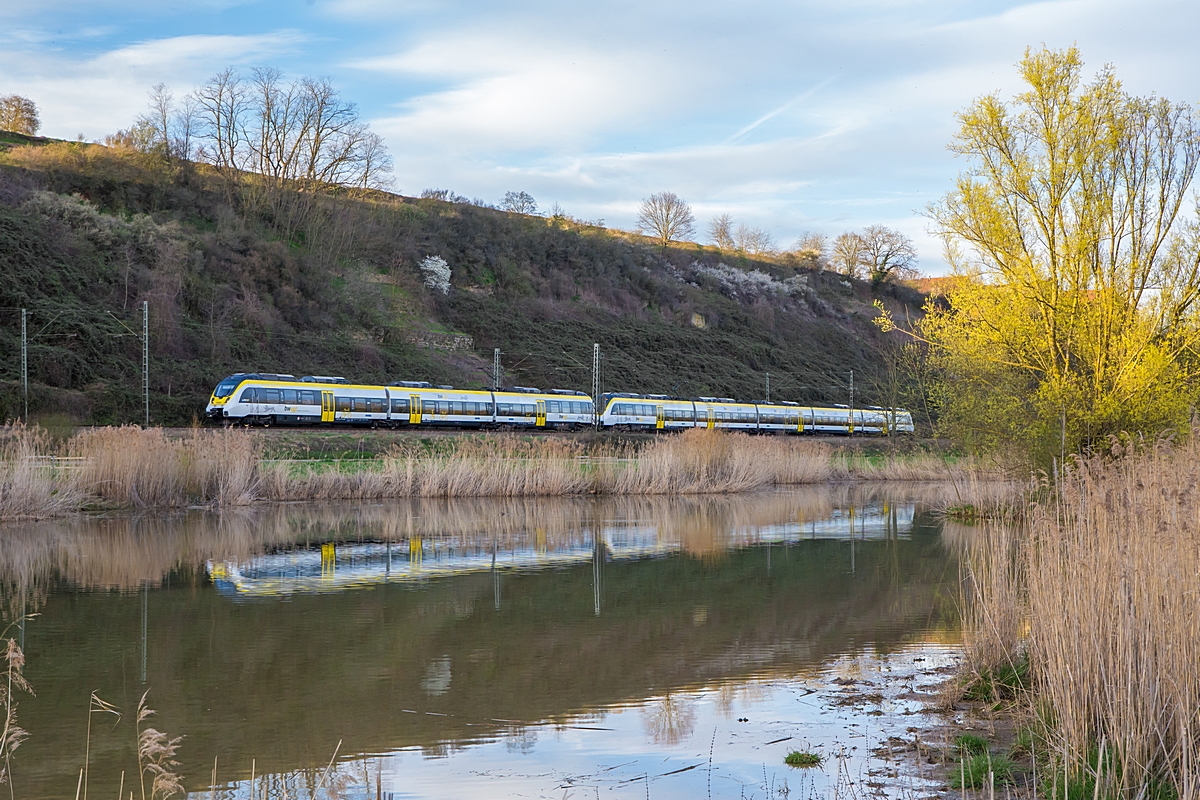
[949,753,1015,789]
[784,750,822,768]
[1008,727,1035,759]
[955,734,989,756]
[963,656,1029,701]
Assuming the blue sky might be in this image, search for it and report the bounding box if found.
[3,0,1198,273]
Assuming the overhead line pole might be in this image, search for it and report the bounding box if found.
[592,343,601,429]
[848,369,854,436]
[143,301,149,428]
[493,348,501,391]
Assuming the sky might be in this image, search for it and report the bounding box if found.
[2,0,1198,274]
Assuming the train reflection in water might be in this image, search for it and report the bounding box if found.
[208,501,915,597]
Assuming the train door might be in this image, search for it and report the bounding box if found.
[706,406,715,430]
[535,399,547,427]
[321,391,335,422]
[797,408,805,434]
[848,411,855,435]
[656,405,665,430]
[409,395,422,424]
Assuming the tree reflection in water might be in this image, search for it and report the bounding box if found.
[643,693,697,746]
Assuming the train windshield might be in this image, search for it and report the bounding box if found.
[214,377,242,398]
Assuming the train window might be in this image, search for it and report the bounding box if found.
[392,398,409,414]
[216,379,241,397]
[522,404,534,417]
[262,389,281,404]
[336,397,351,412]
[422,401,435,415]
[547,401,560,414]
[368,399,384,413]
[350,398,365,412]
[299,390,317,406]
[280,389,297,404]
[497,403,510,415]
[448,402,460,415]
[239,388,257,403]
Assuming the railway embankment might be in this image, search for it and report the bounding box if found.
[0,423,1016,519]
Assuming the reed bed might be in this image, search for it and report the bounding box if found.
[0,424,83,520]
[71,426,260,506]
[0,424,994,517]
[961,435,1200,799]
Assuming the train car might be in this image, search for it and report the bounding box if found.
[754,401,807,434]
[600,394,698,430]
[217,376,388,426]
[492,388,594,429]
[694,398,758,432]
[543,390,596,429]
[389,382,495,428]
[206,373,299,421]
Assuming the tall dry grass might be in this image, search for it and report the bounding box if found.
[0,423,83,520]
[962,435,1200,798]
[71,426,259,506]
[1,425,998,517]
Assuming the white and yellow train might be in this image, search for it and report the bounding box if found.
[205,374,914,435]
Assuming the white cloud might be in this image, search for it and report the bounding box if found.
[4,0,1200,273]
[0,31,307,139]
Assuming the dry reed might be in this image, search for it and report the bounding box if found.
[70,426,259,507]
[1,425,996,517]
[0,424,83,520]
[961,434,1200,799]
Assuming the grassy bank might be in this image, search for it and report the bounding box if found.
[0,423,994,518]
[958,435,1200,800]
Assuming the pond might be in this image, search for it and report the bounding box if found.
[0,486,962,799]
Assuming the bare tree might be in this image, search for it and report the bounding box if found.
[145,83,174,156]
[500,191,538,214]
[791,232,828,269]
[188,67,392,196]
[0,95,40,135]
[194,68,247,181]
[708,213,734,250]
[637,191,695,248]
[421,188,469,203]
[831,231,867,278]
[173,94,201,160]
[859,224,917,285]
[734,224,776,256]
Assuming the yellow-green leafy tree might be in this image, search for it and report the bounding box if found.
[879,47,1200,460]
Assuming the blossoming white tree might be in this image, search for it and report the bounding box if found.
[419,255,451,294]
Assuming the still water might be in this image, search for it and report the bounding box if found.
[1,487,962,799]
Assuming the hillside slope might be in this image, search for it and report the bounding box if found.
[0,139,925,426]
